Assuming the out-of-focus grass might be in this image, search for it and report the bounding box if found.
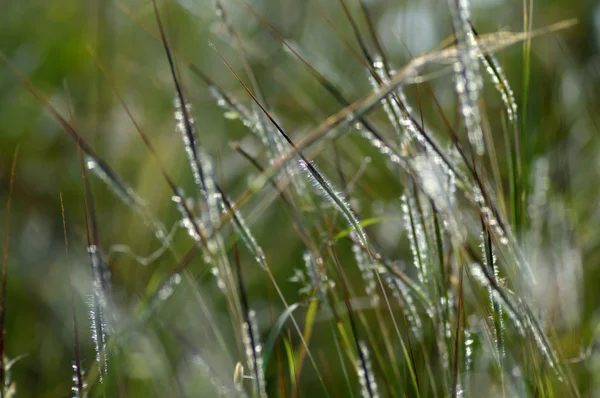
[0,0,599,397]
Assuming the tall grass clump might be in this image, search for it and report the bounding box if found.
[1,0,599,396]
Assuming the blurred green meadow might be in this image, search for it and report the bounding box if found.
[1,0,600,397]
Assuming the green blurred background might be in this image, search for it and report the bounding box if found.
[1,0,599,396]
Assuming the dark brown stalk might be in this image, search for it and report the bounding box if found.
[336,0,376,67]
[232,240,263,396]
[329,244,376,398]
[60,194,84,397]
[0,147,18,398]
[357,0,393,78]
[151,0,207,195]
[451,258,464,397]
